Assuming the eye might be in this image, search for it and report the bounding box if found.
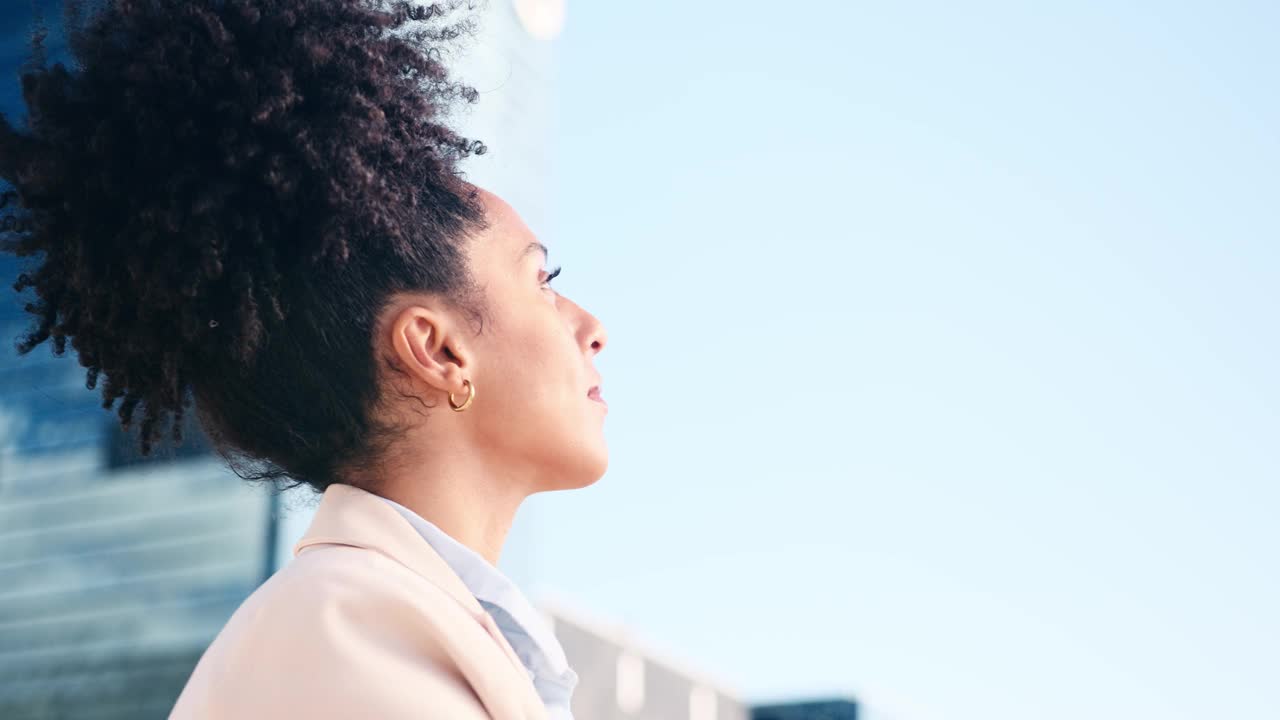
[540,265,562,289]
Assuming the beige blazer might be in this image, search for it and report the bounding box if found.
[169,482,549,720]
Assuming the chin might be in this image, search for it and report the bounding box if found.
[572,451,609,490]
[583,451,609,487]
[544,445,608,492]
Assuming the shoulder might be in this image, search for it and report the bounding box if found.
[275,542,478,622]
[230,543,485,658]
[169,544,492,719]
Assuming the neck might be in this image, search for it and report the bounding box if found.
[370,437,531,567]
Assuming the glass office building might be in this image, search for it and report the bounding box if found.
[0,4,273,718]
[751,698,860,720]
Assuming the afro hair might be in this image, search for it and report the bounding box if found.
[0,0,495,494]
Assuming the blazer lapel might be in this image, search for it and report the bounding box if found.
[291,482,547,719]
[293,482,486,615]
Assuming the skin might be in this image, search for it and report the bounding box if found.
[369,186,609,567]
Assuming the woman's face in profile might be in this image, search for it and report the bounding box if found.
[462,187,610,491]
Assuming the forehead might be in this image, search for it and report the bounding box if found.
[474,187,541,260]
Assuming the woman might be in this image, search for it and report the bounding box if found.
[0,1,607,718]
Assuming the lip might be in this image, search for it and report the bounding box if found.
[588,385,607,410]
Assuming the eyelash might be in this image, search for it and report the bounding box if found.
[541,265,562,288]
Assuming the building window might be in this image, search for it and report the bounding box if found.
[104,397,212,470]
[690,685,718,720]
[615,651,645,714]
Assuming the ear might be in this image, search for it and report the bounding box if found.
[388,304,471,397]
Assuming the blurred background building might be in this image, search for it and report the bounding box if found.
[750,699,860,720]
[537,596,858,720]
[538,596,749,720]
[0,2,849,718]
[0,2,274,717]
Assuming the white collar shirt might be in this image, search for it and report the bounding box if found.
[378,496,579,720]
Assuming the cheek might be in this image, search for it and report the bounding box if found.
[480,295,579,406]
[488,324,560,401]
[507,321,581,408]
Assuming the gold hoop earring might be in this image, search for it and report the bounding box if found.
[449,378,475,412]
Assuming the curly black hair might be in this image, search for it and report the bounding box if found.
[0,0,495,495]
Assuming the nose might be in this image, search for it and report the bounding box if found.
[572,299,607,356]
[562,294,607,356]
[586,312,607,356]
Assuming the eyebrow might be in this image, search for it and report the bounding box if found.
[518,241,549,264]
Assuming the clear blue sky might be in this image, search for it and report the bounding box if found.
[492,2,1279,719]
